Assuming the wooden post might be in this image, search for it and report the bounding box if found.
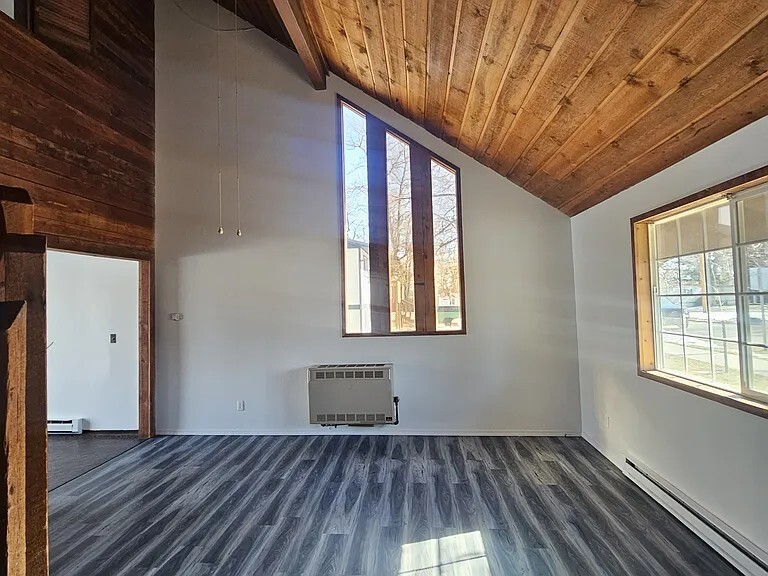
[138,260,155,439]
[2,301,28,576]
[0,188,49,576]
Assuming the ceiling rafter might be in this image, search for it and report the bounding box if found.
[272,0,328,89]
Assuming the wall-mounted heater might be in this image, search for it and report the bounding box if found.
[47,418,83,434]
[308,364,398,426]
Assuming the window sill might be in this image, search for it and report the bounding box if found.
[342,330,467,338]
[639,369,768,420]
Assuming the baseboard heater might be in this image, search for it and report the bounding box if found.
[308,364,399,426]
[47,418,83,434]
[624,457,768,576]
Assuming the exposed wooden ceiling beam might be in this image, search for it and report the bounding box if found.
[272,0,327,90]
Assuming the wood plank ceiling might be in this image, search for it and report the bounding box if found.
[233,0,768,215]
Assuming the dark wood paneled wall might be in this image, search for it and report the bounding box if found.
[0,1,154,260]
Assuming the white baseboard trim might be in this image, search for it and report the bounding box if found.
[624,456,768,576]
[156,428,580,437]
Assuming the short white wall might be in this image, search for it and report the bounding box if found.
[47,250,139,430]
[572,116,768,550]
[154,0,581,435]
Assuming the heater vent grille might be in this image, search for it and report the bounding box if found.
[308,363,394,426]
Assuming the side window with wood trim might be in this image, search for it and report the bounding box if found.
[632,168,768,416]
[1,0,32,28]
[339,97,466,336]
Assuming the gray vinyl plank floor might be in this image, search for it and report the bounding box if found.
[48,433,144,490]
[48,435,738,576]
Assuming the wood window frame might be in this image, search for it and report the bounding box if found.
[13,0,33,28]
[337,95,467,337]
[138,259,155,437]
[631,164,768,420]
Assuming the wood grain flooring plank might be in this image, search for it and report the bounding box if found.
[428,458,456,530]
[310,533,347,576]
[372,524,403,576]
[47,436,742,576]
[281,482,343,575]
[342,481,383,575]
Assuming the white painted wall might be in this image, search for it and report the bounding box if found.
[572,116,768,550]
[47,251,139,430]
[154,0,581,435]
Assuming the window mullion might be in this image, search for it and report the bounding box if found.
[410,144,436,333]
[365,115,391,334]
[729,196,750,396]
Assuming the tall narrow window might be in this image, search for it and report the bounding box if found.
[632,168,768,417]
[386,133,415,332]
[339,98,465,336]
[341,103,371,334]
[431,160,462,331]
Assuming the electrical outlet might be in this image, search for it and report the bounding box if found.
[236,400,245,412]
[169,313,183,321]
[110,333,117,343]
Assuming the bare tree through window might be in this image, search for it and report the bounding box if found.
[339,98,464,336]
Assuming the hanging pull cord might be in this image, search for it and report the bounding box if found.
[216,0,224,235]
[235,0,242,237]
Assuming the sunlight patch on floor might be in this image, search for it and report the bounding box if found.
[399,531,491,575]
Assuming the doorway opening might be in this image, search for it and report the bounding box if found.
[46,250,144,490]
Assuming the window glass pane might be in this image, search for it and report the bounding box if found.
[705,249,734,293]
[707,295,738,341]
[0,1,13,19]
[431,160,462,331]
[744,296,768,347]
[738,192,768,243]
[746,345,768,395]
[342,104,371,334]
[742,241,768,292]
[658,297,683,334]
[684,336,712,382]
[678,212,704,255]
[703,203,732,251]
[386,133,415,333]
[711,340,741,392]
[657,257,680,295]
[655,220,679,259]
[660,333,685,374]
[682,296,706,337]
[679,254,705,295]
[648,188,768,396]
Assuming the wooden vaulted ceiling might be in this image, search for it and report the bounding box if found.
[233,0,768,215]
